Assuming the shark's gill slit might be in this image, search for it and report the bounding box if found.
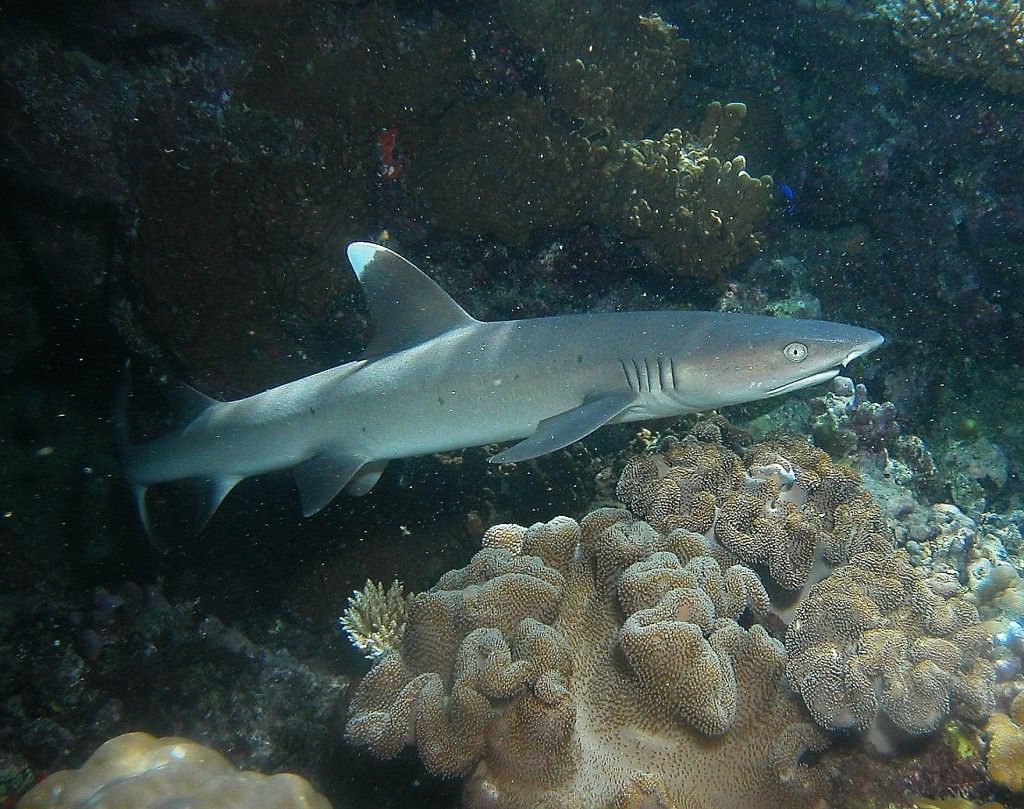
[646,357,659,393]
[631,358,646,393]
[668,356,678,391]
[619,359,637,393]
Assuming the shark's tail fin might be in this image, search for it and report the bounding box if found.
[114,360,162,547]
[114,361,222,548]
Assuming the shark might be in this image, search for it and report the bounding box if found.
[116,242,884,537]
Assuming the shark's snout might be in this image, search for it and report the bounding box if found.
[841,330,885,367]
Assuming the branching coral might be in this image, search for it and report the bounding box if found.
[785,549,995,752]
[878,0,1024,95]
[346,513,827,808]
[415,95,772,280]
[340,579,408,659]
[17,731,332,809]
[407,1,771,280]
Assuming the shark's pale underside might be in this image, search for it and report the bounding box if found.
[117,242,883,535]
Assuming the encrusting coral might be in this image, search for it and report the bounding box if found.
[339,579,408,659]
[878,0,1024,95]
[17,731,332,809]
[346,511,829,808]
[345,424,997,807]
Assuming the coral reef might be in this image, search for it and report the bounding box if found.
[878,0,1024,95]
[346,513,827,809]
[16,731,332,809]
[943,437,1009,513]
[409,11,772,280]
[346,428,998,806]
[984,691,1024,792]
[809,376,899,456]
[339,579,408,659]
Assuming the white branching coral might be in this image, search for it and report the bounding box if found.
[339,579,408,659]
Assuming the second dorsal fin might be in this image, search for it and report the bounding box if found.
[347,242,478,356]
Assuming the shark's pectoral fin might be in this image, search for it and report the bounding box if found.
[293,452,368,516]
[346,459,388,496]
[489,393,636,464]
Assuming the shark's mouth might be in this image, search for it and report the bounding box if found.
[841,342,881,367]
[765,367,842,398]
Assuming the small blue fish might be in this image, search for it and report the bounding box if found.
[779,183,797,216]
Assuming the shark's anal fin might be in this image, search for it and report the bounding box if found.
[347,243,479,356]
[194,476,243,533]
[293,452,368,517]
[489,393,636,464]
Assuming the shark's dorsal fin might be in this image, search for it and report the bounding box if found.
[347,242,478,356]
[160,375,220,430]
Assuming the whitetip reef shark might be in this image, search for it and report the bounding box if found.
[116,242,883,537]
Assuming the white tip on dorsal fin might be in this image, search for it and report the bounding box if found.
[347,242,478,356]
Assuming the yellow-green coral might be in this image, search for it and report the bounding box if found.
[339,579,408,659]
[878,0,1024,94]
[17,732,332,809]
[985,692,1024,792]
[942,719,980,759]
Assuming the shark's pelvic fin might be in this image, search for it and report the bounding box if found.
[345,459,389,496]
[489,392,636,464]
[293,452,369,517]
[347,242,479,356]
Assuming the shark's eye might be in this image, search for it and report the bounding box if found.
[784,342,808,362]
